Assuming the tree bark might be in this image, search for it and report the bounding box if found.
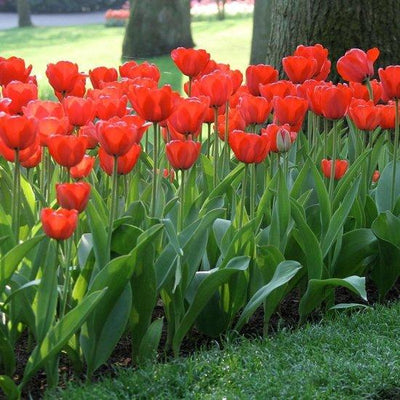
[250,0,272,64]
[122,0,195,60]
[264,0,400,81]
[17,0,33,28]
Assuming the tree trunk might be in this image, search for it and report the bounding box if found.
[122,0,195,60]
[216,0,226,20]
[264,0,400,81]
[250,0,272,64]
[17,0,33,28]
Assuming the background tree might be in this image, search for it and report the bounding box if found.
[17,0,33,27]
[122,0,194,60]
[249,0,272,64]
[251,0,400,81]
[216,0,226,20]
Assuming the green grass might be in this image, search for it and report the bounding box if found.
[45,302,400,400]
[0,17,252,96]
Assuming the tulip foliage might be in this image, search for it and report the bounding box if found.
[0,44,399,396]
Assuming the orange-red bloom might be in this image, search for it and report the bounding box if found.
[41,208,78,240]
[46,61,85,96]
[171,47,211,78]
[229,130,270,164]
[337,48,379,83]
[273,96,308,132]
[261,123,297,153]
[246,64,278,96]
[168,97,209,136]
[321,159,348,180]
[99,144,141,175]
[348,99,380,131]
[379,66,400,100]
[89,66,118,89]
[165,139,201,170]
[259,80,297,101]
[0,56,33,86]
[282,56,317,84]
[70,155,95,179]
[0,113,37,150]
[294,44,331,80]
[47,135,87,167]
[2,81,38,115]
[349,80,382,104]
[315,84,353,120]
[129,84,176,122]
[63,96,96,127]
[20,145,42,168]
[237,94,272,126]
[56,181,91,213]
[216,108,246,141]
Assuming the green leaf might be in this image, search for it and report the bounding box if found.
[299,276,367,319]
[137,318,163,365]
[372,211,400,249]
[376,161,400,212]
[321,177,361,258]
[235,260,302,330]
[86,201,109,271]
[111,224,142,256]
[162,218,183,256]
[0,329,15,376]
[332,229,378,278]
[0,375,19,400]
[172,256,250,355]
[22,289,106,387]
[0,235,44,292]
[290,198,323,279]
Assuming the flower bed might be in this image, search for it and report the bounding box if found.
[0,44,399,398]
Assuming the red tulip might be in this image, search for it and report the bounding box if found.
[337,48,379,83]
[0,113,37,150]
[46,61,85,95]
[129,84,176,122]
[165,139,201,170]
[0,56,33,86]
[89,66,118,89]
[168,97,209,136]
[372,170,380,183]
[20,145,42,168]
[273,96,308,132]
[246,64,278,96]
[349,80,382,104]
[376,103,396,130]
[119,115,152,144]
[56,181,91,213]
[99,144,141,175]
[237,94,272,126]
[96,118,137,156]
[229,130,270,164]
[379,66,400,100]
[315,84,353,120]
[47,135,87,167]
[2,81,38,115]
[77,123,98,149]
[41,208,78,240]
[37,117,70,146]
[294,44,331,80]
[216,108,246,141]
[119,60,138,78]
[348,99,380,131]
[193,71,233,108]
[23,100,65,119]
[282,56,317,84]
[54,75,86,100]
[0,135,38,162]
[261,123,297,153]
[94,95,129,120]
[119,62,160,83]
[259,80,297,101]
[321,159,348,180]
[63,96,96,127]
[70,155,95,179]
[171,47,211,78]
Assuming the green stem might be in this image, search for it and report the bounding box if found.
[151,122,159,217]
[391,98,399,210]
[323,118,329,159]
[222,101,230,177]
[213,107,219,187]
[188,77,192,97]
[107,156,119,259]
[60,237,72,318]
[328,120,338,203]
[207,123,211,157]
[178,169,185,232]
[250,163,256,220]
[366,78,373,101]
[239,164,249,228]
[12,149,21,243]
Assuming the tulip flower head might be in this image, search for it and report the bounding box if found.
[41,208,78,240]
[337,48,379,83]
[321,159,348,180]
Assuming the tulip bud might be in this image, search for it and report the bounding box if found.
[276,126,292,153]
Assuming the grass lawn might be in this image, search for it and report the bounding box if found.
[0,17,252,97]
[44,302,400,400]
